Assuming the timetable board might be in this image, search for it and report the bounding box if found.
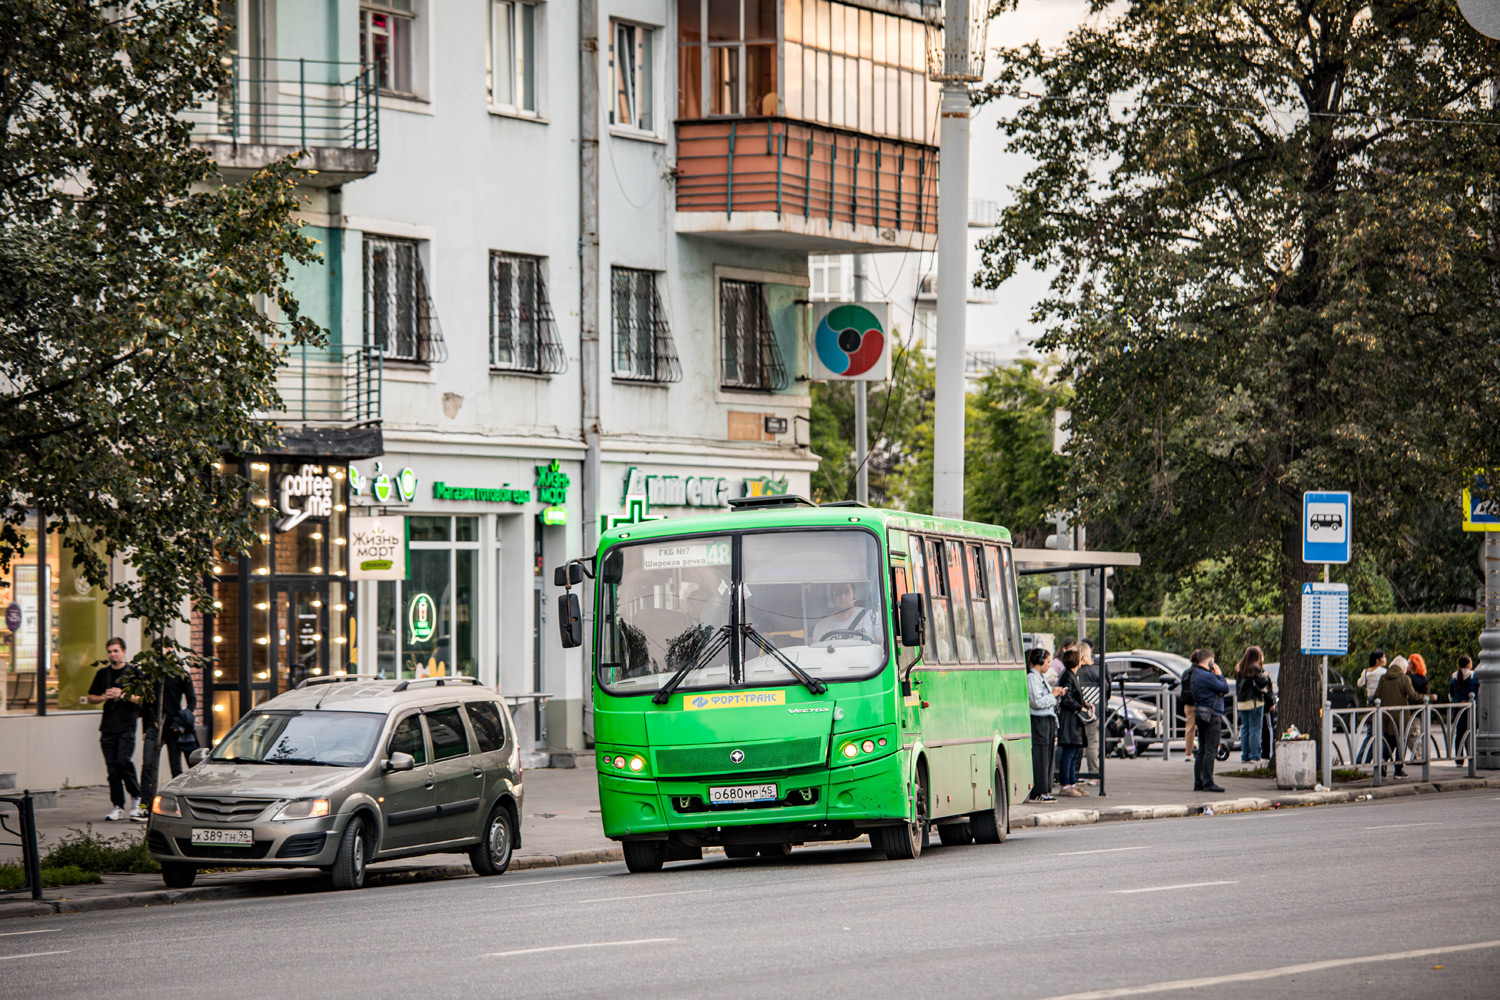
[1300,582,1349,657]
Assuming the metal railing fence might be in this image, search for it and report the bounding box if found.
[0,793,43,901]
[261,342,383,427]
[184,56,379,155]
[1322,697,1478,787]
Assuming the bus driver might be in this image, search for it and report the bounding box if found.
[810,582,876,643]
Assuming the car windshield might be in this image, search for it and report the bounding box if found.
[212,711,384,767]
[597,528,887,694]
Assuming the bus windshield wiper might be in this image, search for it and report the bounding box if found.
[652,624,732,705]
[740,624,827,696]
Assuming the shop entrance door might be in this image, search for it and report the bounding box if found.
[273,583,328,693]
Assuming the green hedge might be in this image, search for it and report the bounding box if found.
[1021,613,1484,702]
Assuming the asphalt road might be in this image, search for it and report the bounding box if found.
[6,790,1498,1000]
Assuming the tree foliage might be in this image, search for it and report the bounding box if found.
[977,1,1500,741]
[0,1,320,692]
[810,344,935,505]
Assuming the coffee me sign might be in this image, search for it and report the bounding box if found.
[278,464,334,532]
[349,516,407,581]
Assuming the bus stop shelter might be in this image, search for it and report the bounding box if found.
[1012,548,1142,796]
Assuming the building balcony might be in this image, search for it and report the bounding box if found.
[675,117,938,253]
[184,57,379,186]
[259,343,384,458]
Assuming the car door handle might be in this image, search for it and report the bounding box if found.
[425,778,434,789]
[472,768,483,777]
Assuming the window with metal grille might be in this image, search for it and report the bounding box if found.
[719,279,787,392]
[363,235,448,364]
[611,268,681,383]
[490,252,567,374]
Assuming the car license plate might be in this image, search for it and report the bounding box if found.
[707,783,778,805]
[190,828,254,846]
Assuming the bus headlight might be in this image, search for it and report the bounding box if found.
[842,743,858,759]
[628,755,646,772]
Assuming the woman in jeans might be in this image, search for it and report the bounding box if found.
[1234,646,1271,763]
[1056,649,1092,796]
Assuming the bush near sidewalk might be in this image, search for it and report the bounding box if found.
[41,826,159,875]
[1023,613,1482,701]
[0,862,103,890]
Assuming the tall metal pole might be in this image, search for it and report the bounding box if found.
[1475,530,1500,766]
[853,255,869,504]
[578,0,601,751]
[931,5,972,520]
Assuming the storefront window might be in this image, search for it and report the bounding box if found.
[374,516,479,680]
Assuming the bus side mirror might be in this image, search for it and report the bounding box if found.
[553,564,582,588]
[898,593,925,648]
[558,593,583,648]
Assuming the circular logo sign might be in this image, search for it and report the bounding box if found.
[815,304,886,378]
[397,467,418,502]
[408,593,437,644]
[729,749,745,764]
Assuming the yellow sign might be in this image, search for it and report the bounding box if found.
[1463,474,1500,531]
[682,690,787,711]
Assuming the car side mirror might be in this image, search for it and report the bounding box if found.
[558,592,583,648]
[384,751,416,773]
[189,748,211,767]
[897,592,925,648]
[553,563,583,588]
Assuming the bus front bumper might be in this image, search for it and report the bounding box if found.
[598,750,909,841]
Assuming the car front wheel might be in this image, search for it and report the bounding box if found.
[330,815,370,890]
[470,803,514,876]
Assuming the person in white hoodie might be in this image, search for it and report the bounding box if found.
[1357,649,1387,703]
[1027,647,1065,801]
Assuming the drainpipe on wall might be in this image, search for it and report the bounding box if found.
[578,0,601,749]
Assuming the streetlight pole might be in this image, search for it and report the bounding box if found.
[929,0,985,520]
[853,254,870,505]
[1476,531,1500,767]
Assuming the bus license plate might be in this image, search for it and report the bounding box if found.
[191,828,254,846]
[708,783,778,805]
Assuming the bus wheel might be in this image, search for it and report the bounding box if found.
[936,822,973,846]
[971,763,1008,844]
[878,763,929,860]
[723,844,759,859]
[622,841,666,873]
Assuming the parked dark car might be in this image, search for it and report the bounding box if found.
[1264,661,1358,710]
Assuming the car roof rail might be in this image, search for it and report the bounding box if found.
[295,673,382,690]
[391,676,482,693]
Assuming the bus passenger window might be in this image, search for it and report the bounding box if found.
[926,539,956,663]
[968,544,996,661]
[945,540,975,662]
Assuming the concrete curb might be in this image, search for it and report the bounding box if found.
[4,778,1493,920]
[1010,776,1497,829]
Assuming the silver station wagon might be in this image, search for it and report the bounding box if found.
[146,676,523,890]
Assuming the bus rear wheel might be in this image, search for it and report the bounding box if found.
[877,763,929,860]
[622,840,666,873]
[971,762,1009,844]
[936,822,973,846]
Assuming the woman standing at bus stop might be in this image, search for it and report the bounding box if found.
[1027,647,1063,802]
[1056,649,1092,797]
[1234,646,1271,763]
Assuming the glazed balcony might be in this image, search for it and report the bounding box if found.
[675,117,938,253]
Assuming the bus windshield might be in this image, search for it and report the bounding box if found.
[598,529,887,694]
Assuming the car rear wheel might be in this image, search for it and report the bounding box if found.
[161,861,197,889]
[470,803,514,876]
[622,840,666,873]
[331,815,369,890]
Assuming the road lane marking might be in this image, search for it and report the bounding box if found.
[484,938,675,958]
[1056,846,1152,857]
[1027,939,1500,999]
[0,930,58,938]
[1113,880,1237,894]
[576,888,715,903]
[1364,822,1438,830]
[0,951,71,962]
[491,875,612,888]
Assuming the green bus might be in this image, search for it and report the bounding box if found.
[556,496,1031,873]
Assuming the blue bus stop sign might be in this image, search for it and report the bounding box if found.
[1303,491,1351,564]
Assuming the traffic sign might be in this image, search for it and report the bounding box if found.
[1462,472,1500,531]
[1300,583,1349,656]
[1303,491,1351,564]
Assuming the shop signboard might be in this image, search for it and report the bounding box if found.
[349,516,409,581]
[348,462,418,505]
[4,601,20,632]
[277,464,334,532]
[408,592,437,644]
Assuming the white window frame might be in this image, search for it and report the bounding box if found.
[490,0,541,117]
[609,19,656,134]
[360,1,416,97]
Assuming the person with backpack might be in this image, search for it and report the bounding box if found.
[1374,655,1424,778]
[138,665,200,817]
[1234,646,1272,763]
[1189,648,1229,793]
[1451,655,1479,766]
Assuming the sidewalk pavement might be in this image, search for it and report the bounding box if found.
[3,756,1494,919]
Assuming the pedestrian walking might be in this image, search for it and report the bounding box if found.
[1358,649,1387,703]
[139,665,199,817]
[1189,648,1229,793]
[1374,655,1423,778]
[1234,646,1271,763]
[1027,647,1063,802]
[1451,655,1479,766]
[1056,649,1093,797]
[1179,653,1202,758]
[85,637,143,821]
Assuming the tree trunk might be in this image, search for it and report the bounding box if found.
[1278,516,1320,752]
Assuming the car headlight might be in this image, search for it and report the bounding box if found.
[152,794,181,818]
[273,798,330,821]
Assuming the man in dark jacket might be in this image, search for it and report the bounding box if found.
[137,667,199,818]
[1374,658,1424,778]
[1189,649,1230,793]
[1451,656,1479,766]
[85,637,143,821]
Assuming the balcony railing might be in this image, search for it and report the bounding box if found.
[185,56,378,178]
[264,343,383,428]
[676,118,938,246]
